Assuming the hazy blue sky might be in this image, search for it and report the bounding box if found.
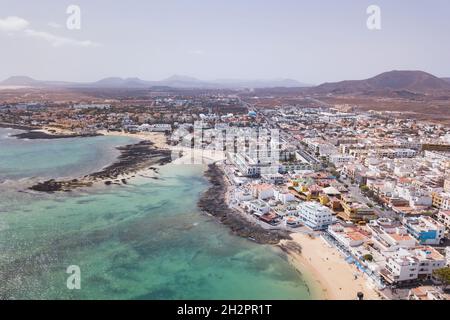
[0,0,449,84]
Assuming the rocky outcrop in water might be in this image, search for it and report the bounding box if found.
[198,163,292,245]
[13,131,101,139]
[30,141,172,192]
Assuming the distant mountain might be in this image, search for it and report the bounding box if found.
[442,77,450,83]
[211,78,310,88]
[1,76,77,87]
[0,75,310,89]
[312,70,450,95]
[2,76,41,86]
[91,77,154,88]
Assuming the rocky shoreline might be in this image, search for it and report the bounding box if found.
[0,122,38,131]
[12,131,102,140]
[198,163,292,245]
[29,141,172,192]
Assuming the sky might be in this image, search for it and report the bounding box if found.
[0,0,449,84]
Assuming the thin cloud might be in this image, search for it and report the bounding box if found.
[47,22,62,29]
[0,16,29,32]
[24,29,101,48]
[188,49,205,56]
[0,15,100,48]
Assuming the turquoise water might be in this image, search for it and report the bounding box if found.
[0,128,136,181]
[0,130,312,300]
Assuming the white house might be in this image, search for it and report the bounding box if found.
[382,247,446,285]
[298,202,333,230]
[247,200,270,216]
[274,189,296,204]
[251,184,274,200]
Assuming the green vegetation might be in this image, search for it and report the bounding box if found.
[362,254,373,262]
[360,185,370,193]
[433,267,450,287]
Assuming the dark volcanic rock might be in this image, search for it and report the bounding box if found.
[198,163,291,245]
[13,131,101,140]
[29,140,172,192]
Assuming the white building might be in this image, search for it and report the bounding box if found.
[404,216,446,245]
[328,223,369,248]
[274,189,296,204]
[382,247,446,284]
[234,189,253,202]
[138,123,172,132]
[329,154,356,166]
[437,210,450,230]
[396,185,432,208]
[251,184,274,200]
[298,202,333,230]
[247,200,270,216]
[368,219,417,252]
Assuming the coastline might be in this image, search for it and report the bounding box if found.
[203,162,383,300]
[27,129,172,192]
[198,163,292,245]
[0,122,38,131]
[3,124,383,300]
[279,233,383,300]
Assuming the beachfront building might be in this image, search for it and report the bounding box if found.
[246,199,270,217]
[328,223,369,248]
[298,202,333,230]
[408,286,449,300]
[251,184,274,200]
[234,188,253,202]
[273,189,296,204]
[368,218,417,252]
[138,123,172,132]
[233,152,279,177]
[381,247,446,285]
[403,216,446,245]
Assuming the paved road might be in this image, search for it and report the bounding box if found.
[342,178,396,219]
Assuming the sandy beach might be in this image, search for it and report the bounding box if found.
[280,232,383,300]
[97,130,169,149]
[17,126,384,300]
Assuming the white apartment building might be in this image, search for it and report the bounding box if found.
[396,185,432,208]
[273,189,296,204]
[328,223,369,248]
[374,148,417,159]
[329,154,356,167]
[251,184,274,200]
[138,123,172,132]
[247,200,270,217]
[437,210,450,230]
[404,216,446,245]
[298,202,333,230]
[382,247,446,284]
[234,189,253,202]
[368,219,417,252]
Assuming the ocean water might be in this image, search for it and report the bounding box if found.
[0,128,137,181]
[0,129,312,300]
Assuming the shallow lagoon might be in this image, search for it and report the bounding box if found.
[0,131,312,299]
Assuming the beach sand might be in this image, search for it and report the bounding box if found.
[280,232,383,300]
[97,130,169,149]
[29,127,382,300]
